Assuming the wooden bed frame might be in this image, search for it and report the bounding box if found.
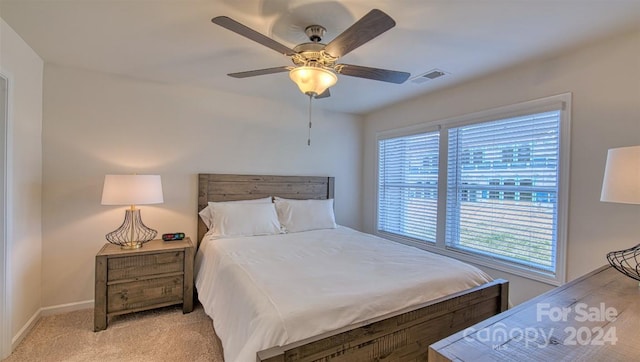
[197,173,509,362]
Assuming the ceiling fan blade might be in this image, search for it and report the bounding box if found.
[212,16,297,56]
[336,64,410,84]
[228,66,292,78]
[314,89,331,99]
[323,9,396,58]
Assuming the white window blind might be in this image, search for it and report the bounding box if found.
[378,132,439,242]
[446,111,560,272]
[375,94,570,283]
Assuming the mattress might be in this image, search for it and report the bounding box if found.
[195,226,492,362]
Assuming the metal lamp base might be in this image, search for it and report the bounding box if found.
[105,208,157,249]
[120,242,143,250]
[606,243,640,282]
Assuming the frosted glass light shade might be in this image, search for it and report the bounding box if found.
[289,66,337,96]
[101,175,164,205]
[601,145,640,204]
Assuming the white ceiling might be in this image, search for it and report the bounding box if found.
[1,0,639,115]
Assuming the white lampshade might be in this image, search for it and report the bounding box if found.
[600,145,640,205]
[289,66,337,96]
[101,175,164,205]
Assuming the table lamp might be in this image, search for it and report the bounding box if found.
[101,174,164,249]
[600,145,640,281]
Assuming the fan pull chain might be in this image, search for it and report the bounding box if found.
[307,94,313,146]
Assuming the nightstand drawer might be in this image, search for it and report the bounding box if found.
[107,251,184,281]
[107,275,184,313]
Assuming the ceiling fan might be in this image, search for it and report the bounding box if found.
[212,9,411,99]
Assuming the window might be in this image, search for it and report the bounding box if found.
[378,131,440,243]
[376,94,570,284]
[447,111,561,273]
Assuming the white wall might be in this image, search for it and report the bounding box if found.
[0,18,43,350]
[363,29,640,305]
[41,64,363,307]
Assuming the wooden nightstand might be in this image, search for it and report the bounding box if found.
[94,237,194,331]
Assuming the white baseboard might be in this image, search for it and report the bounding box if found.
[11,300,94,351]
[41,299,94,316]
[11,308,40,351]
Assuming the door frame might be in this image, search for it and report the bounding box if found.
[0,72,11,359]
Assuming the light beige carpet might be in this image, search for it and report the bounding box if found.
[3,304,224,362]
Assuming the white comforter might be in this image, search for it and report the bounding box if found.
[195,227,492,362]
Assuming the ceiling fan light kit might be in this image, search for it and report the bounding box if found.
[289,65,337,96]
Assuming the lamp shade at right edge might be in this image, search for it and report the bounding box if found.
[601,145,640,205]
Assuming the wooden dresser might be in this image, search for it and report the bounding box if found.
[429,265,640,361]
[94,237,195,331]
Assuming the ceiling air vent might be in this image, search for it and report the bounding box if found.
[411,69,448,84]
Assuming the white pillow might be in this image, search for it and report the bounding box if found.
[199,197,272,229]
[208,202,281,239]
[274,198,337,233]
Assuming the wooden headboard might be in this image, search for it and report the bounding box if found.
[197,174,335,243]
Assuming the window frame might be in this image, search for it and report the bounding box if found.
[375,93,571,285]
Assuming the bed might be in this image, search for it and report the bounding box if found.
[195,174,509,362]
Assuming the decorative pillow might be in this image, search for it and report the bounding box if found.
[199,197,272,230]
[274,198,337,233]
[208,202,281,239]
